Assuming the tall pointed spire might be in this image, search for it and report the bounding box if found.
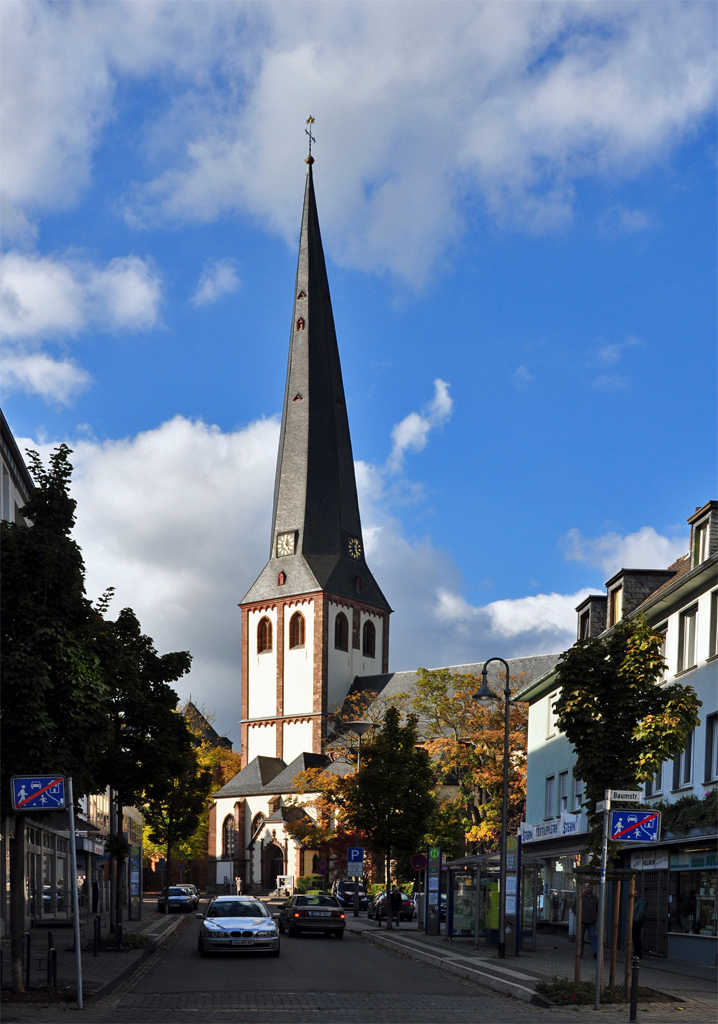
[242,164,390,612]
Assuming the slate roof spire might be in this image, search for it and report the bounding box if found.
[241,163,389,611]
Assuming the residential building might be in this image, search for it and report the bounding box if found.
[517,500,717,965]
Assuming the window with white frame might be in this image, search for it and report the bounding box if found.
[644,764,663,799]
[704,714,718,783]
[572,776,584,812]
[559,771,569,813]
[692,520,709,568]
[547,692,559,738]
[545,776,556,819]
[677,605,698,672]
[709,591,718,659]
[673,730,694,789]
[609,585,623,626]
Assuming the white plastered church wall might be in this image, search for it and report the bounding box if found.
[282,600,314,716]
[248,608,278,719]
[283,720,314,763]
[327,600,353,709]
[247,723,277,762]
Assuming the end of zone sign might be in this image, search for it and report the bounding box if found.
[12,776,65,811]
[610,810,660,843]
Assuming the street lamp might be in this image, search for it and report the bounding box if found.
[472,657,511,958]
[345,721,372,917]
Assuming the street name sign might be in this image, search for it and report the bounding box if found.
[608,789,641,803]
[610,810,660,843]
[12,776,65,811]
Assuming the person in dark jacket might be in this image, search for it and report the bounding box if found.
[632,894,645,959]
[572,883,600,957]
[390,886,403,927]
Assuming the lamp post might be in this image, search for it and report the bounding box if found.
[473,657,511,958]
[345,721,372,917]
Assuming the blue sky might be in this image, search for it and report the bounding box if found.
[2,2,716,742]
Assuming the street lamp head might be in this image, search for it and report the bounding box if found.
[345,721,372,737]
[472,669,496,708]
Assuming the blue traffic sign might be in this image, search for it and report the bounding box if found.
[12,776,65,811]
[347,847,364,863]
[610,810,660,843]
[317,858,328,876]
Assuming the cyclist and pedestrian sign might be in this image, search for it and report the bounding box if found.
[610,810,660,843]
[12,776,65,810]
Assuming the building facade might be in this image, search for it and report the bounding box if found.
[518,500,718,965]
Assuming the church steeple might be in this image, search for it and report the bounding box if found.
[242,165,389,612]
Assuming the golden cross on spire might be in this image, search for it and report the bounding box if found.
[305,116,316,164]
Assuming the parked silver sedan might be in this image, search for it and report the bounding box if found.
[196,896,280,956]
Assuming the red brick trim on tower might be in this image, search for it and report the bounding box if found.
[275,603,285,759]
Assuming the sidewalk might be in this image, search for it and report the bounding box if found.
[345,914,716,1014]
[1,896,191,1001]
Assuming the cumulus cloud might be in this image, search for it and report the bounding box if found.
[192,258,241,306]
[562,525,687,578]
[2,353,90,404]
[387,379,452,472]
[1,251,161,402]
[2,2,715,279]
[513,365,533,390]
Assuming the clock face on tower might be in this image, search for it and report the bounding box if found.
[347,537,362,560]
[276,532,296,557]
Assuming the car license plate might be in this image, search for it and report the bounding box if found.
[309,911,330,917]
[231,939,253,946]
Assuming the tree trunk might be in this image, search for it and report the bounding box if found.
[385,848,392,930]
[10,816,25,993]
[164,842,171,914]
[115,792,124,935]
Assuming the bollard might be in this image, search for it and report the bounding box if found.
[47,948,57,990]
[116,923,123,950]
[0,947,3,989]
[94,914,102,957]
[629,955,640,1022]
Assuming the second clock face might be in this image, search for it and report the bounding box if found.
[348,537,362,560]
[277,532,296,557]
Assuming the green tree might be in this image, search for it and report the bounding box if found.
[554,616,701,857]
[0,446,111,991]
[143,744,213,912]
[342,706,435,929]
[93,606,193,932]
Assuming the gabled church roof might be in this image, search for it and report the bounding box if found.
[213,755,286,798]
[242,165,390,611]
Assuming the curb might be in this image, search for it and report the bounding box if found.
[361,930,551,1008]
[86,913,189,1001]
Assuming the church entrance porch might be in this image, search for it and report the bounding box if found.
[263,844,285,890]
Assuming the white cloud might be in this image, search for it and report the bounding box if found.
[1,252,162,339]
[192,258,241,306]
[2,2,715,279]
[513,365,533,390]
[562,525,687,577]
[2,353,90,404]
[387,379,452,472]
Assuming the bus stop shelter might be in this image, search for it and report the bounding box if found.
[445,850,540,953]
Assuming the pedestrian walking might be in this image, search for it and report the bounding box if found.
[390,886,403,928]
[572,883,599,958]
[632,893,645,959]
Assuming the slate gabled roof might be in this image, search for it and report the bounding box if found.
[213,756,286,799]
[264,752,332,795]
[241,165,390,612]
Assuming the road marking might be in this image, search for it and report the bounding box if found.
[385,934,540,982]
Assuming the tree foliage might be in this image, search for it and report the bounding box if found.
[394,668,529,851]
[554,616,701,853]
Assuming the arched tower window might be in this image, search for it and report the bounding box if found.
[222,815,236,858]
[289,611,305,649]
[257,616,273,653]
[296,317,305,331]
[334,612,348,651]
[362,620,376,659]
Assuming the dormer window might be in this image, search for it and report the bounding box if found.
[693,520,709,567]
[609,585,623,626]
[579,610,590,640]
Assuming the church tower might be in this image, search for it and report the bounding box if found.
[239,160,391,767]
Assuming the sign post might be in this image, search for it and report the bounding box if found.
[347,847,364,917]
[594,789,611,1010]
[66,777,83,1010]
[426,846,442,936]
[411,853,428,929]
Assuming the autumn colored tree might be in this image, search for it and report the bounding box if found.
[284,766,360,884]
[555,616,701,857]
[394,668,529,852]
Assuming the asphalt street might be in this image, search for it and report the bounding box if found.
[2,913,711,1024]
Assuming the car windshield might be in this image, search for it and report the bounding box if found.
[338,884,364,892]
[208,900,268,918]
[168,888,187,896]
[295,896,339,907]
